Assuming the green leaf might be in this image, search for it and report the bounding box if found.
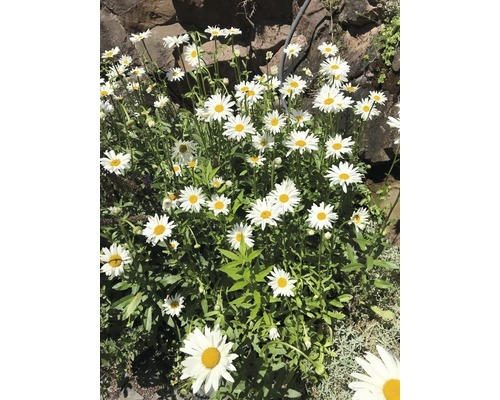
[161,275,182,285]
[371,306,395,321]
[112,281,131,291]
[373,259,400,270]
[286,388,302,398]
[220,260,243,280]
[329,300,344,308]
[246,249,262,262]
[201,299,208,315]
[338,294,353,303]
[255,265,273,282]
[341,263,363,272]
[374,279,393,289]
[218,248,243,262]
[111,293,134,310]
[123,291,142,319]
[253,290,261,307]
[228,280,249,292]
[145,306,152,331]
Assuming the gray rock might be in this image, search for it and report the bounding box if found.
[100,8,137,56]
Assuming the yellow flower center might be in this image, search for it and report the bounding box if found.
[170,242,177,249]
[317,212,327,220]
[246,90,255,97]
[109,254,122,268]
[279,194,289,203]
[374,95,381,101]
[235,232,243,242]
[240,86,249,92]
[353,215,361,224]
[382,379,400,400]
[188,160,196,168]
[201,347,221,369]
[179,144,188,153]
[330,64,339,70]
[296,116,303,121]
[190,50,197,58]
[277,277,287,287]
[339,173,350,180]
[295,139,307,147]
[100,90,108,96]
[347,86,355,92]
[332,143,342,150]
[214,104,224,113]
[270,118,279,126]
[189,194,198,204]
[173,71,179,76]
[260,210,271,219]
[214,201,224,210]
[325,47,331,52]
[154,225,166,235]
[169,193,177,200]
[170,300,179,309]
[105,51,113,57]
[250,156,260,162]
[260,140,267,146]
[324,97,334,105]
[334,75,341,80]
[290,81,299,88]
[234,123,245,132]
[110,159,121,167]
[362,105,370,112]
[213,181,221,188]
[173,165,180,172]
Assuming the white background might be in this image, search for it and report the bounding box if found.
[1,0,499,398]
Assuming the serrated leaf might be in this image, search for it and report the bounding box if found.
[111,293,134,310]
[123,291,142,319]
[255,265,273,282]
[112,281,131,291]
[338,294,353,303]
[228,280,249,292]
[218,248,243,262]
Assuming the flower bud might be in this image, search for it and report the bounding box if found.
[194,243,201,249]
[273,157,282,165]
[324,232,332,240]
[234,49,240,57]
[222,78,229,85]
[133,226,143,235]
[225,180,233,187]
[146,118,155,127]
[270,65,278,75]
[307,229,315,236]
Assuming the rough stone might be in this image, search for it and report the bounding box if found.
[339,0,379,27]
[136,23,187,70]
[103,0,143,15]
[118,0,177,31]
[259,33,307,75]
[342,25,382,79]
[391,47,400,72]
[251,24,290,67]
[100,8,137,56]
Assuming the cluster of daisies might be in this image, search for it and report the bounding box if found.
[100,26,401,396]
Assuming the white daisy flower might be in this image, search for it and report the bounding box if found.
[350,207,371,232]
[267,267,296,297]
[313,84,341,113]
[162,33,190,48]
[167,67,185,82]
[226,27,241,36]
[342,82,360,93]
[205,25,223,39]
[334,94,354,111]
[283,43,302,59]
[211,176,224,188]
[226,223,254,250]
[234,80,252,97]
[263,110,286,133]
[320,56,350,78]
[369,90,388,105]
[180,325,238,394]
[247,155,266,167]
[330,72,349,88]
[162,192,179,211]
[307,202,338,230]
[102,47,120,59]
[290,109,312,127]
[268,327,280,340]
[100,243,131,277]
[349,345,400,400]
[205,93,235,122]
[162,294,185,317]
[246,198,281,230]
[179,186,206,212]
[143,214,176,245]
[222,114,256,141]
[100,81,114,97]
[354,98,381,120]
[100,150,131,175]
[283,74,306,98]
[130,66,145,77]
[268,178,301,213]
[208,194,231,216]
[169,240,180,251]
[387,115,400,131]
[326,161,363,193]
[118,55,132,67]
[127,81,140,92]
[285,130,319,155]
[325,134,354,159]
[130,29,151,43]
[154,95,169,108]
[235,81,263,106]
[100,100,114,114]
[172,164,183,176]
[107,206,121,215]
[252,132,275,152]
[187,159,198,169]
[318,42,338,57]
[184,43,202,67]
[172,140,197,164]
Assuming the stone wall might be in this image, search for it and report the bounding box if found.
[100,0,400,163]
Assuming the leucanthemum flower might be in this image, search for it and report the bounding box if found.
[205,25,223,39]
[252,132,275,152]
[307,202,338,230]
[349,345,400,400]
[226,223,254,250]
[283,43,302,59]
[208,194,231,216]
[130,29,151,43]
[169,240,180,251]
[267,267,296,297]
[162,192,179,211]
[246,198,281,230]
[187,159,198,169]
[235,81,263,106]
[263,110,286,133]
[162,294,185,317]
[227,27,242,36]
[387,105,401,144]
[290,109,312,127]
[247,155,266,167]
[127,81,140,92]
[119,55,132,67]
[179,186,206,212]
[313,84,341,113]
[283,74,306,98]
[205,93,235,122]
[285,130,319,155]
[268,179,301,214]
[100,243,131,277]
[172,140,197,164]
[355,98,381,120]
[185,43,202,67]
[172,164,182,176]
[268,327,280,340]
[162,33,190,48]
[369,90,388,105]
[154,95,169,108]
[211,176,224,189]
[342,82,359,93]
[167,67,185,82]
[325,134,354,159]
[222,114,255,141]
[143,214,176,245]
[234,80,252,97]
[102,47,120,59]
[350,207,371,232]
[318,42,338,57]
[130,66,145,77]
[180,325,238,394]
[326,161,363,193]
[100,82,114,97]
[320,56,350,78]
[100,150,131,175]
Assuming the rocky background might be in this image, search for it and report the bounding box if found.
[100,0,400,241]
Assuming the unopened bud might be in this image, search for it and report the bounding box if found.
[273,157,282,165]
[133,226,143,235]
[307,229,315,236]
[222,78,229,85]
[234,49,240,57]
[324,232,332,240]
[146,118,155,127]
[225,180,233,187]
[270,65,278,75]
